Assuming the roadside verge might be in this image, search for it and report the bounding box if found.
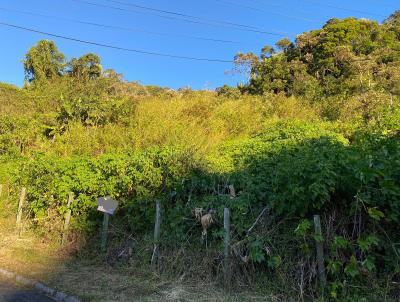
[0,267,80,302]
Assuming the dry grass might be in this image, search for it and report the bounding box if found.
[0,207,63,280]
[0,198,276,302]
[50,265,276,302]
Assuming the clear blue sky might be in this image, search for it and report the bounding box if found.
[0,0,398,89]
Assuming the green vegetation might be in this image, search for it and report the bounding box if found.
[1,12,400,301]
[236,12,400,102]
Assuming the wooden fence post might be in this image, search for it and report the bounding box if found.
[16,187,26,232]
[151,200,161,269]
[62,192,74,245]
[101,212,110,252]
[223,207,231,289]
[313,215,327,289]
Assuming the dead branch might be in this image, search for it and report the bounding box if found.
[246,206,270,236]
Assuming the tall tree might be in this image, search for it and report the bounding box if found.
[238,14,400,100]
[68,53,102,81]
[23,40,65,86]
[276,38,292,53]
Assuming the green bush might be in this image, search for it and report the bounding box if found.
[6,113,400,300]
[13,147,197,231]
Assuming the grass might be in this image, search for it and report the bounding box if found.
[0,195,276,302]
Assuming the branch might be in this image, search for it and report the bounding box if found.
[246,206,269,236]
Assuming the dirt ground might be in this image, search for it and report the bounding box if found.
[0,202,274,302]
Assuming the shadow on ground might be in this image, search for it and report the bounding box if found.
[0,279,54,302]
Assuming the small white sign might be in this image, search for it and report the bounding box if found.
[97,197,119,215]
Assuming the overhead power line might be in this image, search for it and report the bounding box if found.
[104,0,258,29]
[214,0,319,23]
[0,7,239,44]
[245,0,319,16]
[364,0,397,9]
[243,0,387,20]
[72,0,292,37]
[0,21,233,63]
[303,0,386,18]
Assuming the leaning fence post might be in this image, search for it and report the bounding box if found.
[16,187,26,232]
[223,207,231,289]
[313,215,327,289]
[62,192,74,245]
[151,200,161,269]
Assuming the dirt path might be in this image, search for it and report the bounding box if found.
[0,280,55,302]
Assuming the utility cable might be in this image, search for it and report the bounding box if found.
[0,6,240,44]
[303,0,386,18]
[0,21,233,63]
[214,0,319,23]
[104,0,260,29]
[72,0,292,37]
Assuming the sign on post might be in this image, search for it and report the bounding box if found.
[97,197,119,215]
[97,196,119,252]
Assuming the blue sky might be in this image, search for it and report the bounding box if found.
[0,0,398,89]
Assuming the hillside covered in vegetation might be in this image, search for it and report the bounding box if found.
[1,11,400,301]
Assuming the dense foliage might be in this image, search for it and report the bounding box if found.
[236,11,400,103]
[1,12,400,301]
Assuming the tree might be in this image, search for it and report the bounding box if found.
[384,11,400,39]
[260,45,275,59]
[238,14,400,99]
[23,40,65,86]
[233,52,259,80]
[276,38,292,53]
[68,53,102,81]
[216,84,241,99]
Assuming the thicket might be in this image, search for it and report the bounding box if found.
[235,11,400,102]
[1,11,400,301]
